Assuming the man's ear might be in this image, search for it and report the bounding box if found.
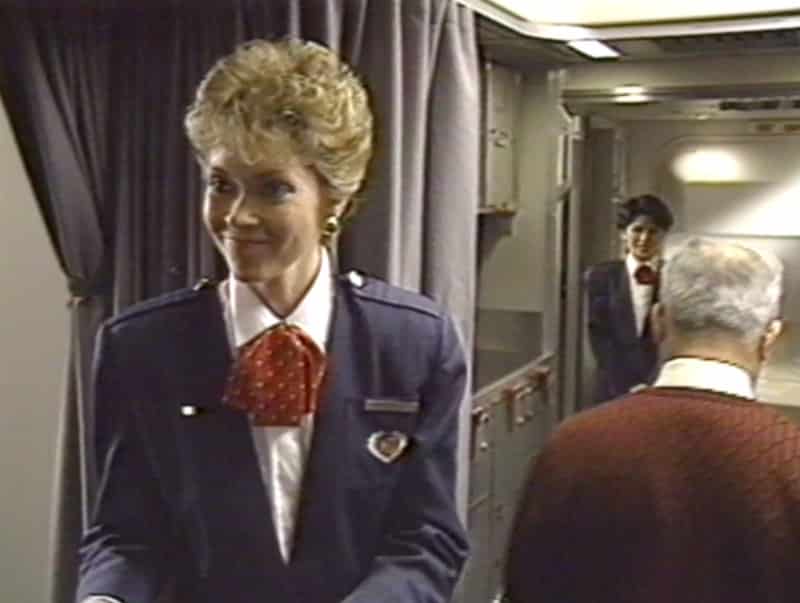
[651,302,667,344]
[760,319,783,362]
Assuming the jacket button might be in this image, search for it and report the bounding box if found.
[193,277,214,291]
[347,270,365,288]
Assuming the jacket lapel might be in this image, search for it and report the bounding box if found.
[290,280,356,563]
[612,261,639,343]
[171,288,284,576]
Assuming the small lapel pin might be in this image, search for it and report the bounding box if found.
[367,431,409,464]
[181,405,200,417]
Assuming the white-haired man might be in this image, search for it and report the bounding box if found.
[506,238,800,603]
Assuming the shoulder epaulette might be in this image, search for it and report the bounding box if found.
[108,278,219,328]
[589,260,622,272]
[340,270,441,319]
[584,260,622,280]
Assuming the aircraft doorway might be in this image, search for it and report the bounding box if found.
[567,87,800,419]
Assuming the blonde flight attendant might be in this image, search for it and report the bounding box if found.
[78,39,468,603]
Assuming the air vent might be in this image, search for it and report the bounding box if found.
[719,98,800,112]
[654,29,800,54]
[477,15,588,65]
[748,121,800,135]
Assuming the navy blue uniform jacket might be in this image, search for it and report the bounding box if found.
[77,273,469,603]
[584,260,659,403]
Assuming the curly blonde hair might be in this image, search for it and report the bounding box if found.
[185,38,374,212]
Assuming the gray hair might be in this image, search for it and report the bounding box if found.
[662,238,783,344]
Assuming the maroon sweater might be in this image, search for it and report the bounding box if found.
[506,387,800,603]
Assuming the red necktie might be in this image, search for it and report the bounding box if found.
[635,265,660,339]
[634,265,658,286]
[223,324,327,426]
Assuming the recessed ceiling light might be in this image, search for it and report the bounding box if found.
[672,148,743,182]
[614,85,646,95]
[566,39,621,59]
[613,93,651,104]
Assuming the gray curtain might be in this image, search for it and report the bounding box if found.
[0,8,114,601]
[0,2,478,602]
[338,1,479,518]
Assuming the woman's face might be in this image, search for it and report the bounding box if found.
[202,147,331,283]
[623,215,666,262]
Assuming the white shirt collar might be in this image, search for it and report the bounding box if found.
[653,357,755,400]
[227,249,333,351]
[625,253,659,277]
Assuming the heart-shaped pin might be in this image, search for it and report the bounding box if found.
[367,431,409,464]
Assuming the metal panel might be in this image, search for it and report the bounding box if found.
[487,396,513,601]
[486,362,555,601]
[463,356,556,603]
[484,62,520,212]
[469,405,493,503]
[464,385,500,603]
[462,497,493,603]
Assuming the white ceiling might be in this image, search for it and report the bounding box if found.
[487,0,800,26]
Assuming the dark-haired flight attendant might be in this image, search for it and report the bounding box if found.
[584,194,674,403]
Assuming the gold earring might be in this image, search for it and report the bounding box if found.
[322,215,340,239]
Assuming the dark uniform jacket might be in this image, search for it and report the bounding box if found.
[584,260,659,402]
[77,272,468,603]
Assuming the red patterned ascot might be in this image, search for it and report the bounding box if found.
[223,323,327,426]
[634,264,658,286]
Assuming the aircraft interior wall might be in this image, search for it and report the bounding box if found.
[474,65,566,390]
[0,94,68,602]
[464,62,564,603]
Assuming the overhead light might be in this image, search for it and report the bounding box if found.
[672,149,743,183]
[614,85,645,95]
[610,84,651,104]
[614,93,651,104]
[566,39,620,59]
